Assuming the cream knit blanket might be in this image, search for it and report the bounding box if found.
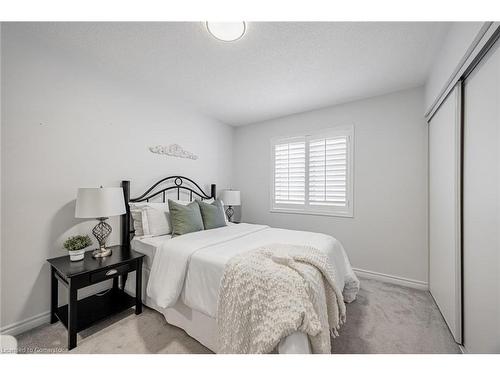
[217,243,346,354]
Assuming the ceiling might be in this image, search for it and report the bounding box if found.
[10,22,450,126]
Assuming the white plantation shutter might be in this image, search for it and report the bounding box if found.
[274,141,306,205]
[308,136,348,207]
[271,127,353,217]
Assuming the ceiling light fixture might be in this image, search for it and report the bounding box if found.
[206,22,246,42]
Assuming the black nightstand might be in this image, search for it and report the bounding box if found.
[47,245,144,350]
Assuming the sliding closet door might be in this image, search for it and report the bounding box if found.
[463,39,500,353]
[429,85,462,343]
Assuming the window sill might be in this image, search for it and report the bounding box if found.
[269,208,353,218]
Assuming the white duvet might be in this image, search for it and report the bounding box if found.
[147,223,359,318]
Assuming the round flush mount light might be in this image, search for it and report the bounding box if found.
[206,22,246,42]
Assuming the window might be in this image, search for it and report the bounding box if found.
[271,126,353,217]
[274,140,306,205]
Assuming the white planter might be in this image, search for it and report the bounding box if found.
[68,249,86,261]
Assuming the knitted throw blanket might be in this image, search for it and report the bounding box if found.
[217,243,346,354]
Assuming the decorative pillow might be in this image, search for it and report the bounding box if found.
[197,198,229,224]
[198,199,227,230]
[168,199,204,237]
[169,199,191,206]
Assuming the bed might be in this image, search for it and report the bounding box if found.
[120,176,359,354]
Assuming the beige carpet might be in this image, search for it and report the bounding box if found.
[15,277,460,354]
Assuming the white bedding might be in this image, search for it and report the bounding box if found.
[146,223,359,319]
[131,235,171,268]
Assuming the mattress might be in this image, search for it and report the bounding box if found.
[131,235,171,268]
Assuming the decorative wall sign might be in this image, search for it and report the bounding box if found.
[149,144,198,160]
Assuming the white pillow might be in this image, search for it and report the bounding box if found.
[219,200,229,224]
[143,207,171,237]
[129,202,169,211]
[130,209,147,237]
[129,202,171,238]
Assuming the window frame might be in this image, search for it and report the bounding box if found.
[270,125,354,218]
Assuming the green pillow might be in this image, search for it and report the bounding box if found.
[198,199,227,230]
[168,200,204,237]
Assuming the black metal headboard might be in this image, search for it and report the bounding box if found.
[121,176,216,246]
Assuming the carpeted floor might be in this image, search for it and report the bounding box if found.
[15,277,461,354]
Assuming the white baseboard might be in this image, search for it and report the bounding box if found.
[1,311,51,336]
[353,267,428,291]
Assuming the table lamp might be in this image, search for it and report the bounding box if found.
[75,186,126,258]
[219,190,241,223]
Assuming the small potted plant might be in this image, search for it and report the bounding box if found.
[63,235,93,261]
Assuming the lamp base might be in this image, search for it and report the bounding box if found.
[92,218,112,258]
[225,206,234,222]
[92,246,112,258]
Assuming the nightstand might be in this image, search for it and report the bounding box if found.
[47,245,144,350]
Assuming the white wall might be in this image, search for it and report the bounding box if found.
[0,25,234,331]
[233,87,428,283]
[425,22,485,111]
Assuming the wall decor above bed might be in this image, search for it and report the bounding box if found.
[149,144,198,160]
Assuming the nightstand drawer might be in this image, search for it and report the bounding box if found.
[90,263,131,283]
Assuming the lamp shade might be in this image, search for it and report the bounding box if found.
[219,190,241,206]
[75,187,126,218]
